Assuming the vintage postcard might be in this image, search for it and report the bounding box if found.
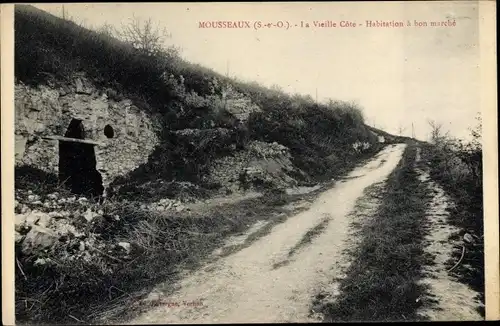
[1,1,498,324]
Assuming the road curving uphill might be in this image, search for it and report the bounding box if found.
[128,144,407,324]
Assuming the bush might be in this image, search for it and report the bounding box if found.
[425,116,482,234]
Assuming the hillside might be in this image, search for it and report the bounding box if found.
[13,4,409,324]
[14,4,397,200]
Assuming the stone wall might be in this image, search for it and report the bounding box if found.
[15,74,160,196]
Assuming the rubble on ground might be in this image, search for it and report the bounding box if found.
[14,188,128,269]
[149,198,189,212]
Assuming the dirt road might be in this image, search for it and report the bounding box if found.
[128,144,407,324]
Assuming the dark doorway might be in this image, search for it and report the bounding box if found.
[58,119,104,198]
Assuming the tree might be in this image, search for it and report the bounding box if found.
[116,16,180,57]
[427,119,448,144]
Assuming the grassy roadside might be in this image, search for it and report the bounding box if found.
[315,143,434,322]
[419,142,484,313]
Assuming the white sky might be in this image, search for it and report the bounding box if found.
[31,2,481,141]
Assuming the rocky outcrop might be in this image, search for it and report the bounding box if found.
[205,141,301,193]
[15,73,160,196]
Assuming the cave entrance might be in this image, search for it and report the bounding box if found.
[58,119,104,198]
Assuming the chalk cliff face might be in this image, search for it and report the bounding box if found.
[15,73,160,196]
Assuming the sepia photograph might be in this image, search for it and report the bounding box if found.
[2,1,498,324]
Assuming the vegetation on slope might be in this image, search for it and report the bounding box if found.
[15,4,382,198]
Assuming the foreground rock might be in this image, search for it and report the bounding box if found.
[14,189,126,266]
